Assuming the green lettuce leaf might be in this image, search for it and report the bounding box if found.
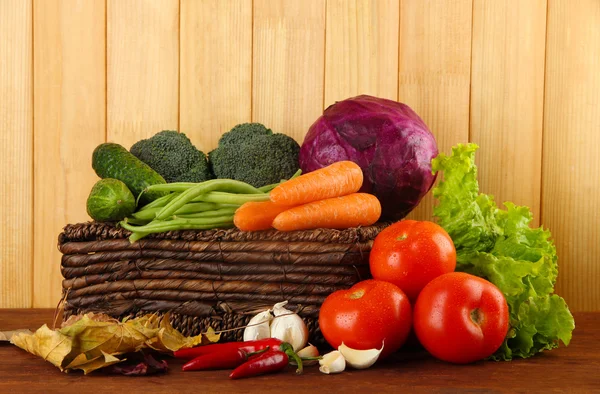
[432,143,574,360]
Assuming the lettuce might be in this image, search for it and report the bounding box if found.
[432,144,574,360]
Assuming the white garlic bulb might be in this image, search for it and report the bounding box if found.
[269,301,308,352]
[243,309,273,342]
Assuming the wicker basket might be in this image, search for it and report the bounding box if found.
[59,222,388,344]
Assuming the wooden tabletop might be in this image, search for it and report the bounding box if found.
[0,309,598,393]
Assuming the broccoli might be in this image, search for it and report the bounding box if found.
[130,130,212,183]
[209,123,300,188]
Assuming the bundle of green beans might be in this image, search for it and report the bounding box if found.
[120,170,301,243]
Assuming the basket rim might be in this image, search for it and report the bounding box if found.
[59,221,390,244]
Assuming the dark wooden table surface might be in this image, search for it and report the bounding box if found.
[0,309,598,393]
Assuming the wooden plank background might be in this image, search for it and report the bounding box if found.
[0,0,598,311]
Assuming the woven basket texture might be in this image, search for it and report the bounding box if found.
[59,222,388,343]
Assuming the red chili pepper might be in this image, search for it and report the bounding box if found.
[182,347,269,372]
[174,338,283,360]
[229,349,288,379]
[229,343,304,380]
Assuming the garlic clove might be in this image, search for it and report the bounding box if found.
[293,344,319,366]
[319,351,346,374]
[297,343,319,358]
[269,302,308,351]
[337,342,384,369]
[243,309,273,342]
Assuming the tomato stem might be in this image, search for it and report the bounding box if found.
[470,308,483,325]
[348,289,365,300]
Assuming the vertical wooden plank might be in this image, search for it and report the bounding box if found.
[0,0,32,308]
[470,0,546,226]
[33,0,106,308]
[400,0,473,221]
[180,0,252,152]
[543,0,600,311]
[324,0,400,107]
[253,0,326,142]
[107,0,179,148]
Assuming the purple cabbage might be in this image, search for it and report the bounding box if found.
[299,95,438,220]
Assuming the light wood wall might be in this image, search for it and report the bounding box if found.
[0,0,598,311]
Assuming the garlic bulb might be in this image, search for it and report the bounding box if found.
[338,342,384,369]
[319,351,346,374]
[269,301,308,351]
[243,309,273,341]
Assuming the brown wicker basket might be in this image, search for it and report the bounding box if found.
[59,222,388,344]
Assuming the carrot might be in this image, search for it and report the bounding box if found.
[270,161,363,206]
[234,201,295,231]
[272,193,381,232]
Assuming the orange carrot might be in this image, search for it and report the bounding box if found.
[272,193,381,232]
[270,161,363,206]
[234,201,295,231]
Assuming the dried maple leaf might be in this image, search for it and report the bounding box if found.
[146,313,220,352]
[10,313,221,374]
[0,329,32,342]
[10,325,74,370]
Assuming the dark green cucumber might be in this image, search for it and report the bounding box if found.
[92,143,168,204]
[86,178,136,222]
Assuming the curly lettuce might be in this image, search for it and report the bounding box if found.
[432,144,574,360]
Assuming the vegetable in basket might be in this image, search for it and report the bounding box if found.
[121,172,302,242]
[92,142,168,204]
[299,95,438,220]
[130,130,212,183]
[209,122,301,188]
[86,178,136,222]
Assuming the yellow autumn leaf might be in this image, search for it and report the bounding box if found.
[67,351,124,375]
[59,314,160,362]
[0,329,32,342]
[10,325,74,370]
[10,312,221,373]
[146,313,220,352]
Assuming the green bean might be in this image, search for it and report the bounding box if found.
[192,192,270,205]
[130,221,234,242]
[175,207,238,219]
[257,183,277,193]
[137,192,177,212]
[123,217,152,225]
[147,178,264,195]
[121,217,234,242]
[129,231,150,243]
[140,182,200,193]
[257,169,303,192]
[132,202,229,221]
[156,179,264,220]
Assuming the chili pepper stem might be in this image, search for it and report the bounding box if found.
[279,343,304,375]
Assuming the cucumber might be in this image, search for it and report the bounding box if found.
[92,143,168,204]
[86,178,136,222]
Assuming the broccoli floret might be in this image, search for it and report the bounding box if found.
[130,130,212,183]
[210,123,300,187]
[219,123,272,146]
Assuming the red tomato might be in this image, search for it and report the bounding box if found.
[318,279,412,359]
[369,220,456,302]
[414,272,509,364]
